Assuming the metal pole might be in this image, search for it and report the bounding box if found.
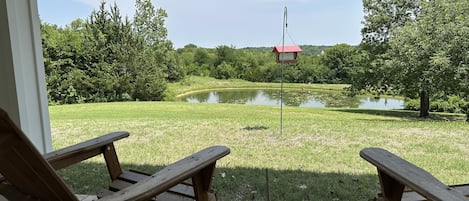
[265,168,271,201]
[280,6,287,135]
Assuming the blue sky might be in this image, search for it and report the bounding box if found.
[37,0,364,48]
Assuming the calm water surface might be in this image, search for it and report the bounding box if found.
[179,89,404,110]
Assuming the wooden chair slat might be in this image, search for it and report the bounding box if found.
[116,170,196,197]
[109,179,133,191]
[0,109,78,201]
[168,183,196,198]
[97,146,229,201]
[360,147,468,201]
[0,108,229,201]
[44,131,129,170]
[118,170,149,183]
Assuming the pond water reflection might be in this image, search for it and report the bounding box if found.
[179,89,404,110]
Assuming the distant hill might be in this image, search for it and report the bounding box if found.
[241,45,331,56]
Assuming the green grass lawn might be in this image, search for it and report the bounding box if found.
[49,102,469,201]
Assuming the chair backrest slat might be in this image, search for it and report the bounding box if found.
[0,108,78,201]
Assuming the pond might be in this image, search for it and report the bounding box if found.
[178,89,404,110]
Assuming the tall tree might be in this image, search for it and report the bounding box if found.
[132,0,181,99]
[84,2,140,101]
[211,45,237,79]
[389,0,469,117]
[352,0,421,96]
[353,0,426,115]
[41,21,91,104]
[41,1,180,103]
[134,0,182,84]
[361,0,420,55]
[214,45,237,66]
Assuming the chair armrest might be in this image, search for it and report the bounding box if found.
[97,145,230,201]
[43,131,129,170]
[360,147,467,201]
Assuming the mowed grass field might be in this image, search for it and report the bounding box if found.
[49,102,469,201]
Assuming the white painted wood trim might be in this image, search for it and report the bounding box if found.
[0,0,52,153]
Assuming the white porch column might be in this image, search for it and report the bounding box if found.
[0,0,52,153]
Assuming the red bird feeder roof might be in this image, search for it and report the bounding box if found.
[272,45,302,53]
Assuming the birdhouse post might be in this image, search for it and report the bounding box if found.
[272,45,302,63]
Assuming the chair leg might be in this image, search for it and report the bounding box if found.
[103,144,122,181]
[378,169,404,201]
[192,163,216,201]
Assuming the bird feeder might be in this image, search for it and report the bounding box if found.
[272,45,302,63]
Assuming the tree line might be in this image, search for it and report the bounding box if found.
[42,0,469,120]
[41,0,363,104]
[175,44,364,84]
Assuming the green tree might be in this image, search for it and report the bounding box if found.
[176,44,215,77]
[193,47,211,66]
[297,56,331,83]
[84,2,139,101]
[42,1,178,103]
[320,44,362,84]
[41,21,91,104]
[351,0,421,101]
[214,45,237,66]
[361,0,420,55]
[212,61,235,79]
[132,0,177,99]
[389,0,469,118]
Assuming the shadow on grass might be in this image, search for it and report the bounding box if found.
[334,109,466,122]
[57,161,379,201]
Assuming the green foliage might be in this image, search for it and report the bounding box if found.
[133,0,183,84]
[212,62,235,79]
[361,0,420,55]
[42,1,177,103]
[403,98,420,111]
[42,21,91,104]
[354,0,421,96]
[320,44,364,84]
[388,0,469,116]
[174,44,354,84]
[43,0,469,118]
[214,45,237,66]
[404,96,469,114]
[355,0,469,117]
[133,71,166,101]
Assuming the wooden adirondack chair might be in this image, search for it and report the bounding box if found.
[0,108,230,201]
[360,147,469,201]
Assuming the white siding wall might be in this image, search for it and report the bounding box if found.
[0,0,52,153]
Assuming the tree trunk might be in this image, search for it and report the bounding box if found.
[419,90,430,118]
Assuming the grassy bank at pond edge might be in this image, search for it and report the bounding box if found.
[50,101,468,201]
[165,76,349,100]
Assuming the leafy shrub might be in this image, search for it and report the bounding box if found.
[405,96,468,114]
[404,98,420,111]
[431,100,447,112]
[212,62,235,79]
